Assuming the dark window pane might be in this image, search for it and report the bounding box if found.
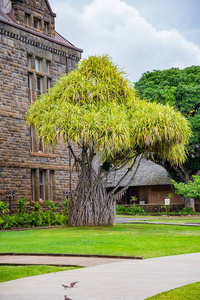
[39,171,43,184]
[36,76,41,96]
[39,185,43,199]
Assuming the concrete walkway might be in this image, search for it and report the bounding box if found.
[0,254,131,268]
[0,253,200,300]
[115,217,200,226]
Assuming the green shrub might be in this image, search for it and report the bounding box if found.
[0,201,9,215]
[130,203,147,214]
[16,198,29,216]
[178,207,195,215]
[33,203,41,212]
[63,199,69,215]
[116,204,147,215]
[44,200,58,212]
[0,201,69,230]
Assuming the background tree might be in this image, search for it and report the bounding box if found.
[135,66,200,209]
[26,55,191,226]
[172,175,200,203]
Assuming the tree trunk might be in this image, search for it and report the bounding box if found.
[68,162,115,227]
[184,197,195,211]
[173,167,196,212]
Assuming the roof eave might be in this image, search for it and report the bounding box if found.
[0,18,83,53]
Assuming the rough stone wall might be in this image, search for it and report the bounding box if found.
[11,0,56,37]
[0,21,80,212]
[118,203,200,213]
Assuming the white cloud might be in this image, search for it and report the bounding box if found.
[52,0,200,82]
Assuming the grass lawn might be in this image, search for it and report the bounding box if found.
[145,282,200,299]
[0,265,79,283]
[0,223,200,258]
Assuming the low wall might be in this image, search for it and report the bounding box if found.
[119,203,200,213]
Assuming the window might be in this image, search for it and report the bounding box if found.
[28,57,53,154]
[30,126,33,152]
[39,170,48,201]
[46,61,50,74]
[30,126,36,152]
[49,170,55,201]
[47,78,51,91]
[35,58,41,72]
[69,58,78,71]
[44,21,50,34]
[31,170,54,202]
[28,73,33,103]
[38,134,45,153]
[31,169,36,202]
[33,17,41,30]
[39,170,44,200]
[36,76,42,97]
[30,126,45,153]
[27,55,32,69]
[25,13,31,26]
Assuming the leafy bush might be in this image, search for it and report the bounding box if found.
[130,203,147,214]
[63,199,69,215]
[16,198,29,216]
[0,201,9,215]
[33,203,41,212]
[44,199,58,212]
[116,204,147,215]
[178,207,195,215]
[0,198,69,230]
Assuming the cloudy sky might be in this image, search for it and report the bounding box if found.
[50,0,200,82]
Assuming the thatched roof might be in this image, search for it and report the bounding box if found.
[106,158,171,187]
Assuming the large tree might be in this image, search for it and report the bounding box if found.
[26,55,191,226]
[135,66,200,209]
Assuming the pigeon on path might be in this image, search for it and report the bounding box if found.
[62,282,79,289]
[64,295,72,300]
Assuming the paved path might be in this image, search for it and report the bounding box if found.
[0,253,200,300]
[115,217,200,226]
[0,254,131,268]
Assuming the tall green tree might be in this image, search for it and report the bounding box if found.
[26,55,191,226]
[135,66,200,209]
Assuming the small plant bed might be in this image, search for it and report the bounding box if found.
[116,205,199,216]
[116,204,147,215]
[145,282,200,300]
[0,265,79,283]
[0,199,69,230]
[0,224,199,258]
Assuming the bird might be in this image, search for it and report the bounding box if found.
[64,295,72,300]
[70,282,79,288]
[62,282,79,289]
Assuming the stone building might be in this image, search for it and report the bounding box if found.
[0,0,83,211]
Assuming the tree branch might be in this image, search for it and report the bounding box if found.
[112,153,142,194]
[67,143,81,165]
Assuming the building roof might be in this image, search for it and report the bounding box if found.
[0,6,16,22]
[43,0,56,17]
[107,158,171,187]
[0,7,83,53]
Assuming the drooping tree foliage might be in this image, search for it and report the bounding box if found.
[135,66,200,209]
[26,55,191,226]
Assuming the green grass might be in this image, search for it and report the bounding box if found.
[145,282,200,299]
[0,265,79,283]
[0,224,200,258]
